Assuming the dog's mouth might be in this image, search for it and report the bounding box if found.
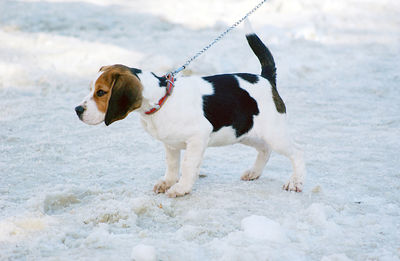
[75,105,106,125]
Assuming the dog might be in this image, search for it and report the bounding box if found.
[75,31,306,197]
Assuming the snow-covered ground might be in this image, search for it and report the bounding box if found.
[1,0,399,260]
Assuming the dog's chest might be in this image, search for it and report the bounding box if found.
[140,117,188,149]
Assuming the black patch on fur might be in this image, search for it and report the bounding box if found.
[151,72,167,87]
[129,67,142,80]
[235,73,259,84]
[202,74,260,137]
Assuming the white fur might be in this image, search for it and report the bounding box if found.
[137,72,305,196]
[78,72,105,125]
[77,71,306,197]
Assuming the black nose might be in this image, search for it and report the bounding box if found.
[75,106,85,117]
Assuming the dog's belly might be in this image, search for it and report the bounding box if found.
[208,126,241,147]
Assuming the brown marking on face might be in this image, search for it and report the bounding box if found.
[93,72,113,113]
[92,64,143,125]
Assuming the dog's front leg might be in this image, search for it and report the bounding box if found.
[154,145,181,194]
[167,137,208,198]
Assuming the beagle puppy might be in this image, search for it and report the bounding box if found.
[75,33,306,197]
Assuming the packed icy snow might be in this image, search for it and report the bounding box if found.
[1,0,399,260]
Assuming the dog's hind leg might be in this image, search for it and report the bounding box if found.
[282,145,305,192]
[263,126,306,192]
[240,138,272,181]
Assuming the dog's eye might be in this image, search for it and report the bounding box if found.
[96,90,106,97]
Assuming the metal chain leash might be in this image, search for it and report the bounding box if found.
[170,0,268,76]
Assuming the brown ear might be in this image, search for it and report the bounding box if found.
[105,72,143,126]
[99,65,111,72]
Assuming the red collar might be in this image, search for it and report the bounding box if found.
[145,73,175,115]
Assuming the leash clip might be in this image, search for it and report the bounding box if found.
[144,72,175,115]
[164,73,175,96]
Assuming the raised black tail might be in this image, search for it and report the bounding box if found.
[246,33,286,114]
[246,33,277,88]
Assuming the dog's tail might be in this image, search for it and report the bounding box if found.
[245,20,286,113]
[244,20,277,88]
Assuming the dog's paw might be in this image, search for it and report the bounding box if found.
[241,169,261,181]
[166,183,191,198]
[283,177,303,192]
[153,180,174,194]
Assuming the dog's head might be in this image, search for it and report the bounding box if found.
[75,64,143,126]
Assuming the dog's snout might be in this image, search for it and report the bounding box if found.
[75,105,85,117]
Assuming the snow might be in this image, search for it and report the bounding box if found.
[321,254,352,261]
[1,0,400,260]
[241,215,288,243]
[131,244,157,261]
